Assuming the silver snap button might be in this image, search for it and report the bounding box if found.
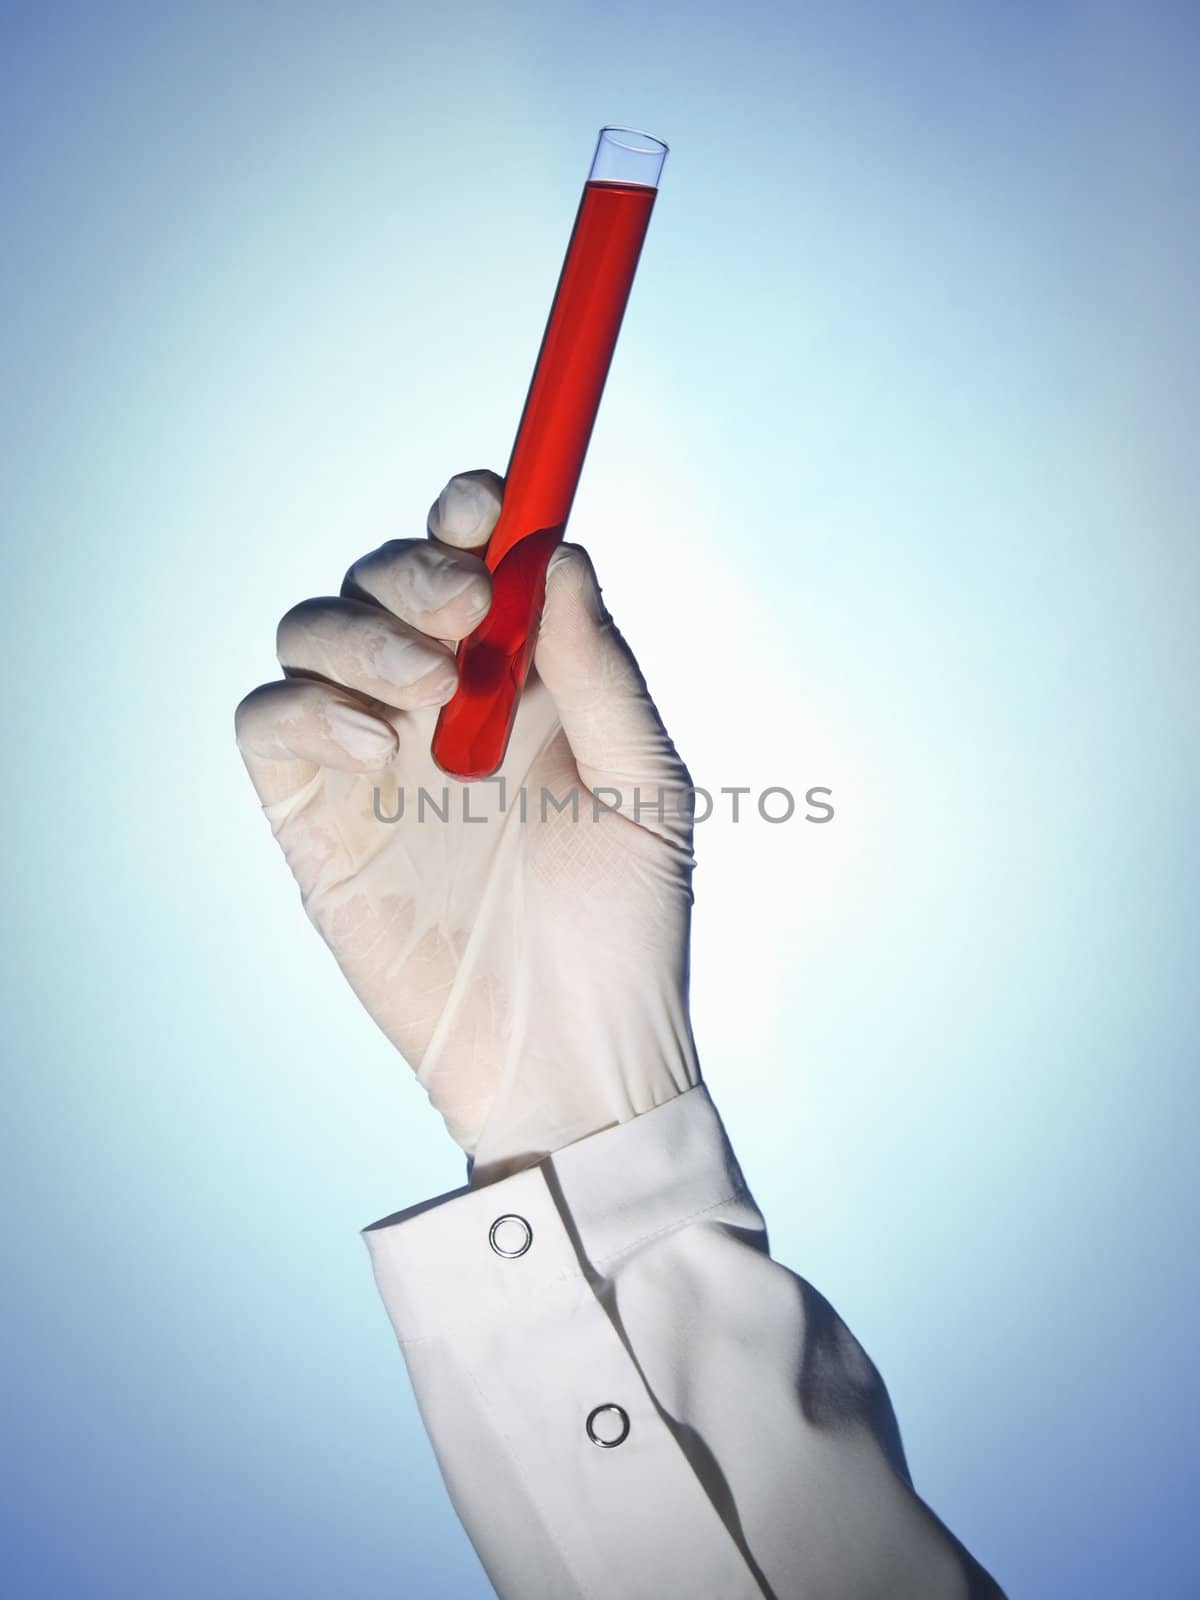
[488,1214,532,1258]
[586,1404,630,1448]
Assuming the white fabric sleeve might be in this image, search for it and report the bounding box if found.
[361,1085,1006,1599]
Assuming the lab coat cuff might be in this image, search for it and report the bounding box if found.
[360,1083,748,1342]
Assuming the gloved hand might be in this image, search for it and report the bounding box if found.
[236,470,700,1182]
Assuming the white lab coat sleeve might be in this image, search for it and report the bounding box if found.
[361,1084,1006,1600]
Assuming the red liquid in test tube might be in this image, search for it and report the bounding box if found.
[431,127,668,781]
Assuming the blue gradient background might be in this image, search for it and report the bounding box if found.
[3,3,1197,1595]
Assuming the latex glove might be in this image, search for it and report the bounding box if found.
[236,471,699,1183]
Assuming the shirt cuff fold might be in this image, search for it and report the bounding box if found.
[360,1083,748,1343]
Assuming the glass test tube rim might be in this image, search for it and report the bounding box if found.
[596,124,670,158]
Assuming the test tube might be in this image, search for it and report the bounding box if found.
[431,126,668,781]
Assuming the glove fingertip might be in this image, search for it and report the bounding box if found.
[429,469,504,549]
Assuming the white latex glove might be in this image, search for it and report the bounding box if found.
[236,470,699,1182]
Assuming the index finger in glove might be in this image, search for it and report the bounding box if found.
[426,468,504,552]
